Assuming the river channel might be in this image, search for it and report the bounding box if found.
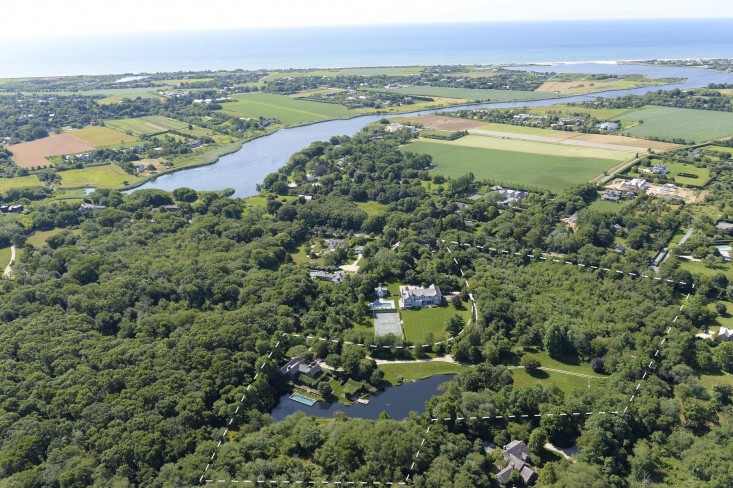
[134,63,733,197]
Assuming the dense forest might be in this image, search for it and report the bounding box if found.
[1,123,733,487]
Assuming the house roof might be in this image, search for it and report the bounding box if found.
[503,440,530,462]
[520,465,537,483]
[495,466,513,484]
[403,284,441,298]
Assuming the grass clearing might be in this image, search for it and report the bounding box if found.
[0,247,10,268]
[706,145,733,154]
[66,126,138,146]
[105,116,189,136]
[221,93,353,125]
[528,104,637,120]
[379,361,470,385]
[25,228,76,247]
[404,139,621,193]
[58,164,132,189]
[521,350,599,376]
[511,368,593,396]
[401,304,472,343]
[679,259,733,280]
[383,86,557,102]
[535,79,654,95]
[356,201,388,217]
[618,106,733,143]
[0,175,44,192]
[659,161,711,187]
[700,374,733,390]
[587,198,632,214]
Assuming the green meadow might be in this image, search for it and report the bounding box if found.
[221,93,354,125]
[619,106,733,142]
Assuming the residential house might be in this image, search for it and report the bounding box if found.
[495,440,537,486]
[621,178,649,191]
[399,284,443,309]
[354,246,364,256]
[614,243,628,253]
[135,164,146,174]
[3,204,24,213]
[309,270,345,284]
[79,202,107,212]
[374,284,389,298]
[279,358,323,378]
[161,204,180,212]
[716,221,733,234]
[385,123,417,133]
[718,327,733,342]
[491,185,528,206]
[186,140,203,149]
[599,121,620,131]
[327,239,344,251]
[687,149,702,159]
[602,189,622,202]
[652,163,670,174]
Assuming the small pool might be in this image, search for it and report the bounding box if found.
[289,393,317,406]
[718,245,732,252]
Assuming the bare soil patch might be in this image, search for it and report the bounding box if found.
[401,115,486,131]
[8,134,96,168]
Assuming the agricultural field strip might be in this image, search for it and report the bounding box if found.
[201,242,694,484]
[467,128,651,153]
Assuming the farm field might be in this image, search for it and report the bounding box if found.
[527,104,636,120]
[419,134,636,160]
[618,106,733,142]
[399,115,486,131]
[0,175,44,192]
[400,304,473,343]
[536,79,644,95]
[379,361,470,385]
[8,134,97,168]
[105,115,189,136]
[66,126,138,146]
[382,86,557,102]
[403,139,620,193]
[57,164,132,189]
[477,123,578,139]
[220,93,354,125]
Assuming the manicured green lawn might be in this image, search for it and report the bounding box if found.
[511,368,594,396]
[663,161,711,187]
[379,361,470,385]
[401,304,472,343]
[385,86,557,102]
[618,106,733,143]
[404,139,620,193]
[58,165,132,188]
[420,130,458,138]
[0,175,44,192]
[105,115,189,136]
[679,259,733,280]
[220,93,354,125]
[706,145,733,155]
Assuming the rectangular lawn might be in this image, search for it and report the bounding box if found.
[401,304,472,343]
[0,175,44,192]
[105,116,189,136]
[66,126,138,146]
[403,139,621,193]
[384,86,557,102]
[379,361,470,385]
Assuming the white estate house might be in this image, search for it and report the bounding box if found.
[399,284,443,309]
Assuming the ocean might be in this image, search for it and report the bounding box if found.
[2,19,733,78]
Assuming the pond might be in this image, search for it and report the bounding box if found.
[270,374,453,422]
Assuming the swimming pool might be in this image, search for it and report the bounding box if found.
[289,393,317,406]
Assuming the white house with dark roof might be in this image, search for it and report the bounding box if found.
[279,358,322,378]
[399,284,442,309]
[718,327,733,342]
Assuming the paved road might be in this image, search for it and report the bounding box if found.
[3,245,15,278]
[678,228,694,246]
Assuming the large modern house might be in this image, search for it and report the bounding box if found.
[279,358,323,379]
[399,284,443,309]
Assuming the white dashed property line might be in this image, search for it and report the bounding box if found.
[438,240,692,287]
[626,290,692,408]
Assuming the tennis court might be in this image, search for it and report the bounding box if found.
[374,310,403,337]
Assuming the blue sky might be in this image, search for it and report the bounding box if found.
[4,0,733,40]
